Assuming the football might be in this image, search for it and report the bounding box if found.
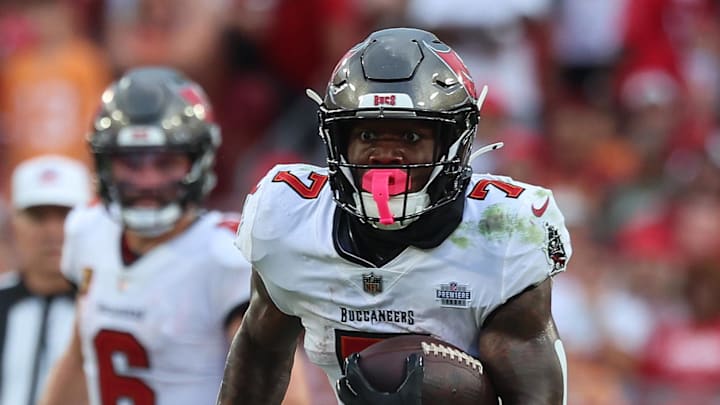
[356,335,497,404]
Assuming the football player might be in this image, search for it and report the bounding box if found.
[38,67,309,405]
[218,28,572,405]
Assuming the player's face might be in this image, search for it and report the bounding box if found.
[345,120,437,192]
[13,206,71,277]
[110,151,191,208]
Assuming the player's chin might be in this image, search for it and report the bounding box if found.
[36,258,61,274]
[37,246,62,259]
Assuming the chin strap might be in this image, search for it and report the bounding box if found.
[306,88,323,105]
[476,84,489,110]
[469,142,504,164]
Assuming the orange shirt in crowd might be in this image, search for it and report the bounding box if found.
[0,38,111,186]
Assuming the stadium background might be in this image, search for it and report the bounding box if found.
[1,0,719,403]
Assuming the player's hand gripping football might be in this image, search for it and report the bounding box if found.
[336,352,423,405]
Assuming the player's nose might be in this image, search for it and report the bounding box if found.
[132,165,168,187]
[368,146,404,165]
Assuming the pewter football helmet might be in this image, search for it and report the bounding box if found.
[317,28,482,228]
[90,67,220,235]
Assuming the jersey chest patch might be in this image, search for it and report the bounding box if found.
[435,282,472,308]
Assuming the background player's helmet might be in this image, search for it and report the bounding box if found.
[89,67,220,235]
[318,28,481,229]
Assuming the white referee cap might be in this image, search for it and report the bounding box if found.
[11,155,92,210]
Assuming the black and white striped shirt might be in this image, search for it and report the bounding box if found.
[0,271,74,405]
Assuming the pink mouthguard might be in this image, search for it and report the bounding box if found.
[361,169,410,225]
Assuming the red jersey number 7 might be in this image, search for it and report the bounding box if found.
[468,179,525,200]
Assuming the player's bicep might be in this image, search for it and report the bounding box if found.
[478,278,564,404]
[243,270,303,350]
[481,278,557,341]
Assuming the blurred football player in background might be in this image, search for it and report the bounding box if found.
[0,155,90,405]
[218,28,572,405]
[39,67,309,405]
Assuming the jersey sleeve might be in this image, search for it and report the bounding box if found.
[60,205,87,285]
[209,221,253,325]
[234,173,268,264]
[500,188,572,302]
[234,164,324,317]
[235,164,317,264]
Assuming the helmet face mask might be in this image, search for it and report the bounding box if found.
[318,28,480,229]
[90,67,220,235]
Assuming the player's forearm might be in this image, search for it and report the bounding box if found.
[482,336,566,405]
[282,350,312,405]
[479,279,566,404]
[492,367,564,404]
[37,349,88,405]
[38,319,88,405]
[217,327,296,405]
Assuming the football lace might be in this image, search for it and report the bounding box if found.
[420,341,484,375]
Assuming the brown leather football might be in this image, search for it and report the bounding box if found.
[356,334,497,405]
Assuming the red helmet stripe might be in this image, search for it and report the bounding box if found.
[179,86,214,122]
[427,44,477,100]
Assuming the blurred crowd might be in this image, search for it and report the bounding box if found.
[0,0,719,403]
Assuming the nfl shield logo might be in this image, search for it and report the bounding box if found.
[362,272,383,295]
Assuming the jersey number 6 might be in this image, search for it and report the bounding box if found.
[94,329,156,405]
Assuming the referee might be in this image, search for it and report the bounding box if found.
[0,155,90,405]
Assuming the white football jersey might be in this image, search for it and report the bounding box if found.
[62,205,251,405]
[237,164,572,385]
